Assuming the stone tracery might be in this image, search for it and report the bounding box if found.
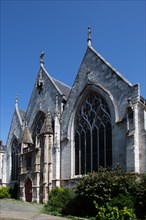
[75,91,112,175]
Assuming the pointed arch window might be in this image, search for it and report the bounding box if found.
[75,91,112,175]
[32,111,46,145]
[11,138,19,181]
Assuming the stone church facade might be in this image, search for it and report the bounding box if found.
[6,28,146,203]
[0,140,7,185]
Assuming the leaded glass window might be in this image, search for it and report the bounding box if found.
[75,91,112,175]
[11,139,19,181]
[26,156,32,171]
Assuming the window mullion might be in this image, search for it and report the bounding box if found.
[84,130,86,175]
[14,150,16,180]
[90,129,93,172]
[97,127,99,170]
[12,151,14,180]
[104,126,106,167]
[75,91,112,176]
[79,133,81,175]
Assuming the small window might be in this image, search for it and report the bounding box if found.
[127,107,134,131]
[128,110,134,119]
[26,156,32,171]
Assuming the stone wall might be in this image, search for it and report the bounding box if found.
[61,46,145,180]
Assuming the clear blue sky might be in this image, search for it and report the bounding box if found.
[1,0,146,145]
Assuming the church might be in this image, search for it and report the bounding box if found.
[6,27,146,203]
[0,140,6,185]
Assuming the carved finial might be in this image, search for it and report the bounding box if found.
[127,97,134,112]
[40,51,45,65]
[37,69,44,93]
[40,111,53,135]
[87,26,92,46]
[55,95,59,113]
[39,100,42,109]
[15,95,18,105]
[22,116,25,128]
[25,120,28,127]
[22,116,27,127]
[15,95,19,109]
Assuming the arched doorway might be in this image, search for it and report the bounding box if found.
[25,178,32,202]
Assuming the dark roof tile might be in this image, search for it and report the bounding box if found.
[53,78,71,100]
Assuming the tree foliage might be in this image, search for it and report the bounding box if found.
[43,169,146,219]
[44,187,75,215]
[75,168,146,219]
[94,202,136,220]
[0,186,11,199]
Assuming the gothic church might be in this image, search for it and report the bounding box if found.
[6,28,146,203]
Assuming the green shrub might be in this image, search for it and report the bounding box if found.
[44,187,75,215]
[43,170,146,219]
[110,194,134,210]
[75,168,145,218]
[133,173,146,219]
[0,186,11,199]
[94,202,136,220]
[76,168,139,205]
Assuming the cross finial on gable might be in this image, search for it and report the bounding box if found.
[87,26,92,46]
[15,95,18,107]
[40,51,45,65]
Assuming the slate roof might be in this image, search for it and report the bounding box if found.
[89,45,133,87]
[53,78,71,100]
[41,65,71,100]
[140,96,146,105]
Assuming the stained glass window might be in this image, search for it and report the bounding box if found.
[75,92,112,175]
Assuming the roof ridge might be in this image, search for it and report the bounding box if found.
[41,65,71,99]
[53,78,71,89]
[41,65,63,95]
